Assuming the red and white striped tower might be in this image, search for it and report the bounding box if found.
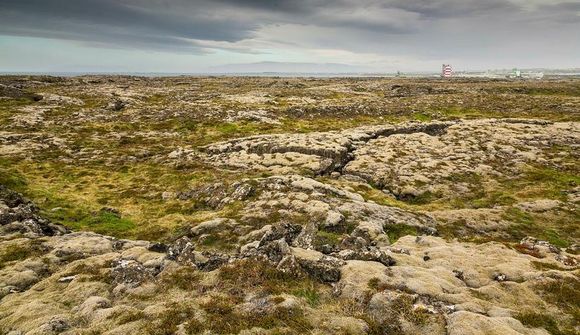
[441,64,453,77]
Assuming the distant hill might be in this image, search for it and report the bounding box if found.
[208,61,375,74]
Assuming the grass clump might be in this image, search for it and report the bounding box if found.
[515,311,570,335]
[412,112,432,122]
[200,295,312,334]
[513,166,579,201]
[502,207,535,226]
[530,261,571,272]
[470,191,517,208]
[352,186,409,210]
[313,230,342,250]
[400,190,440,205]
[0,245,31,266]
[0,159,27,191]
[159,266,202,291]
[66,261,113,283]
[535,277,580,315]
[340,292,433,335]
[292,285,321,307]
[540,229,570,248]
[524,277,580,335]
[110,308,146,325]
[406,164,577,213]
[437,107,492,120]
[385,224,418,242]
[0,240,46,269]
[56,209,136,237]
[143,302,204,335]
[218,259,312,295]
[502,207,572,247]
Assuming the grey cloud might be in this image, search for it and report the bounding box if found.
[374,0,518,19]
[533,2,580,23]
[0,0,578,55]
[0,0,255,41]
[0,0,257,51]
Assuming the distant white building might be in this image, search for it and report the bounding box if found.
[507,68,544,79]
[507,68,522,78]
[441,64,453,77]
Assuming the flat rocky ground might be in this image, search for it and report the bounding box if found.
[0,76,578,334]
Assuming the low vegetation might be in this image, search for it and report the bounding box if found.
[0,76,578,335]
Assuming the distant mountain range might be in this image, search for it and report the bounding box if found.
[1,66,578,77]
[208,61,376,74]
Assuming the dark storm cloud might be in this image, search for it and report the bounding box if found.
[212,0,315,13]
[534,2,580,23]
[215,0,515,18]
[376,0,517,18]
[0,0,577,52]
[0,0,258,51]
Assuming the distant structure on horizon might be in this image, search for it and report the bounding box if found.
[505,68,544,79]
[441,64,453,77]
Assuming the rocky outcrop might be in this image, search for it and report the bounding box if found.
[344,119,579,199]
[196,119,579,204]
[1,162,577,335]
[199,121,453,175]
[0,185,67,237]
[0,84,42,101]
[1,75,579,335]
[0,132,68,156]
[337,235,577,335]
[177,175,436,257]
[224,109,281,124]
[175,180,255,209]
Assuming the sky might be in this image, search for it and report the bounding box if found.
[0,0,578,73]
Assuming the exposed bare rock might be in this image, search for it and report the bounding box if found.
[291,247,344,282]
[0,132,68,156]
[333,247,396,266]
[515,199,562,212]
[0,185,67,237]
[199,121,453,175]
[38,93,84,106]
[0,84,42,101]
[10,105,51,127]
[335,235,577,334]
[111,259,153,287]
[107,99,125,111]
[344,119,579,199]
[177,180,254,209]
[225,109,281,124]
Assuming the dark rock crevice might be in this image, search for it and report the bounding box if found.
[0,185,68,237]
[329,121,454,176]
